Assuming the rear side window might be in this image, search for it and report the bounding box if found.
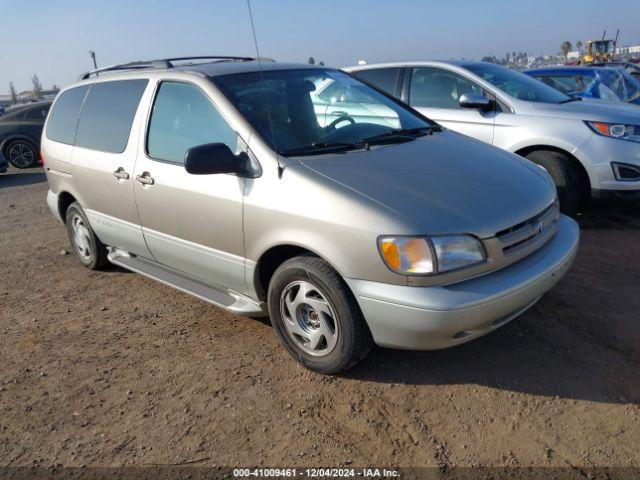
[25,105,50,120]
[147,81,237,164]
[75,80,148,153]
[46,86,89,145]
[355,68,401,95]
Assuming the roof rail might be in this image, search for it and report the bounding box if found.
[77,56,264,80]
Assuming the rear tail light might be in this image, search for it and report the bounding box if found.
[39,150,44,166]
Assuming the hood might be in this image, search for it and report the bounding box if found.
[531,99,640,123]
[300,130,555,238]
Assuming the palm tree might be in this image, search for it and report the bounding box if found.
[560,41,573,57]
[576,41,583,52]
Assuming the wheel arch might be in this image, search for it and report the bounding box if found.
[514,144,592,192]
[252,244,346,302]
[57,191,78,225]
[0,134,38,157]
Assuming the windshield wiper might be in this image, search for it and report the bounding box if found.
[279,141,360,157]
[359,126,440,147]
[559,97,582,104]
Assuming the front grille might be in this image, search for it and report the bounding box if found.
[496,200,560,257]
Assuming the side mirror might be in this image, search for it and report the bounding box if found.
[459,93,492,111]
[184,143,248,176]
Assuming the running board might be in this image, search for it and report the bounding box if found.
[108,250,266,316]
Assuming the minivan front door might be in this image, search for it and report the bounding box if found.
[133,80,247,295]
[407,67,496,144]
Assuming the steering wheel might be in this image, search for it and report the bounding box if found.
[327,113,356,131]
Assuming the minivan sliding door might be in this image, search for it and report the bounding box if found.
[71,79,153,258]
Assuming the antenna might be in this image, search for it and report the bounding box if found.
[246,0,283,174]
[89,50,98,75]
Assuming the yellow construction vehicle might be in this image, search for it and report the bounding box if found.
[583,30,619,64]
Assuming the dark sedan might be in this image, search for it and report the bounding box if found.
[0,101,51,168]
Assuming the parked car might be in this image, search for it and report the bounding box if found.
[524,66,640,105]
[0,153,7,173]
[592,61,640,81]
[43,57,578,374]
[346,61,640,211]
[0,101,51,168]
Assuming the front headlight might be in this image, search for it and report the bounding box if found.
[586,121,640,142]
[378,235,485,275]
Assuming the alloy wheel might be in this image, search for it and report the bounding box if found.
[8,142,35,168]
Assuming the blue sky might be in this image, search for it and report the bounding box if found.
[1,0,639,92]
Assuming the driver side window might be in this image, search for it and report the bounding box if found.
[410,67,483,109]
[147,81,238,164]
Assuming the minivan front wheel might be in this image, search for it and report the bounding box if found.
[268,255,373,374]
[525,150,585,214]
[65,202,108,270]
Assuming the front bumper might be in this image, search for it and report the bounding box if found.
[591,188,640,201]
[346,215,579,350]
[576,134,640,192]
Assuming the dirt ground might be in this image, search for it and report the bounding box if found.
[1,166,639,474]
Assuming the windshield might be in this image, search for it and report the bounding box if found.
[214,68,435,156]
[464,63,572,103]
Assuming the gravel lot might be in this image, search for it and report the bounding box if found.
[1,166,639,473]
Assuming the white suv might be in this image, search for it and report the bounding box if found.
[346,61,640,212]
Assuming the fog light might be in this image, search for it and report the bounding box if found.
[612,162,640,181]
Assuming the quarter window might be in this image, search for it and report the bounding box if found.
[355,68,401,95]
[46,86,89,145]
[147,82,237,164]
[75,80,148,153]
[410,67,483,109]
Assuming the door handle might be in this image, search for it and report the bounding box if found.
[113,168,130,180]
[136,172,155,185]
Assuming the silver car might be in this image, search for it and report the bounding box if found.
[346,61,640,212]
[42,57,579,373]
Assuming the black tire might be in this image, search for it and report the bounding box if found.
[267,254,373,374]
[65,202,108,270]
[5,140,39,169]
[525,150,586,214]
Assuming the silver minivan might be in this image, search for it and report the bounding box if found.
[346,61,640,212]
[42,57,579,373]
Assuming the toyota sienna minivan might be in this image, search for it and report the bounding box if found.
[42,57,579,373]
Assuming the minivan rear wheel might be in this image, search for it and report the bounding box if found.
[65,202,108,270]
[267,255,373,374]
[525,150,585,214]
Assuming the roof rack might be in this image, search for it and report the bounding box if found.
[78,56,263,80]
